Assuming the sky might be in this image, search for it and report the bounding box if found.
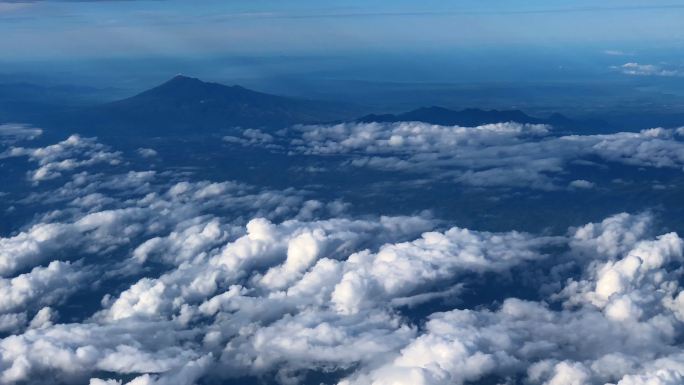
[1,0,683,59]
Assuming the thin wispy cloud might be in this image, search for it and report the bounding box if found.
[603,49,634,56]
[618,62,684,77]
[186,4,684,21]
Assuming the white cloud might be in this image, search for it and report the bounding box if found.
[2,132,684,385]
[0,261,85,316]
[1,135,122,182]
[340,213,684,385]
[0,313,27,333]
[561,227,683,322]
[28,307,55,330]
[0,124,42,144]
[136,148,158,158]
[331,226,559,315]
[284,122,684,189]
[603,50,629,56]
[619,62,683,77]
[569,179,595,189]
[2,202,684,385]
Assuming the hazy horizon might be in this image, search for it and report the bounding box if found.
[2,0,684,115]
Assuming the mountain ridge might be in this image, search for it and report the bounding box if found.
[68,75,360,136]
[358,105,578,128]
[4,76,613,137]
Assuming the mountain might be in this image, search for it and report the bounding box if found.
[1,77,622,137]
[358,106,580,129]
[67,75,360,136]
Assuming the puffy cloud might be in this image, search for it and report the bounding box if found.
[587,128,684,168]
[0,212,436,383]
[219,309,415,381]
[569,179,595,189]
[28,307,55,329]
[617,370,684,385]
[98,215,436,322]
[0,313,27,334]
[341,294,680,385]
[0,207,154,277]
[608,352,684,385]
[291,121,549,155]
[1,152,355,277]
[284,122,684,189]
[0,320,204,384]
[136,148,158,158]
[2,209,684,385]
[3,131,684,385]
[0,261,84,315]
[131,218,232,265]
[0,196,561,384]
[561,225,683,323]
[340,213,684,385]
[67,214,563,384]
[568,212,653,260]
[330,227,559,315]
[0,124,42,144]
[90,380,121,385]
[223,129,280,149]
[1,135,122,182]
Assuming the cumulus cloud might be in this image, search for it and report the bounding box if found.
[223,128,280,149]
[561,224,683,323]
[136,148,158,158]
[0,133,358,280]
[0,207,156,277]
[0,200,565,384]
[2,131,684,385]
[0,124,42,144]
[0,261,85,315]
[330,227,558,315]
[0,320,206,384]
[341,214,684,385]
[569,179,595,189]
[282,122,684,189]
[1,135,122,182]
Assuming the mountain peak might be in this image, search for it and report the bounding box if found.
[154,75,252,95]
[84,75,355,135]
[173,73,190,78]
[138,75,247,100]
[161,74,208,87]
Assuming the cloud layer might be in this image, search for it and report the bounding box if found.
[1,127,684,385]
[225,122,684,190]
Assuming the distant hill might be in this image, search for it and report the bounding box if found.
[358,106,580,129]
[68,76,359,136]
[0,77,642,137]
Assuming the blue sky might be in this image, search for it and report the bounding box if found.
[1,0,683,60]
